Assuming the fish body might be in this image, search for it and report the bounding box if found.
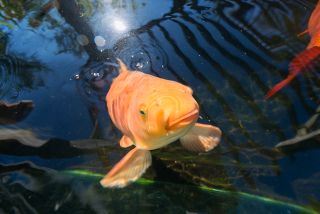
[100,59,222,188]
[107,65,198,150]
[265,1,320,99]
[308,1,320,41]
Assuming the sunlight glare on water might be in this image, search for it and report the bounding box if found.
[112,18,128,32]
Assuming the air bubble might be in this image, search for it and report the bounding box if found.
[94,36,106,47]
[77,34,89,46]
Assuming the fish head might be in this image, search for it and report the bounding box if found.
[131,81,199,149]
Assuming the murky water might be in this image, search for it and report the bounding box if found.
[1,0,320,213]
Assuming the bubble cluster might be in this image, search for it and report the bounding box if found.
[114,36,167,74]
[76,60,118,103]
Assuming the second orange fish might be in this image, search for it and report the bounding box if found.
[265,1,320,99]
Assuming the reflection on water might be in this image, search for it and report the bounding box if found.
[0,55,45,101]
[1,0,320,213]
[0,163,316,214]
[114,36,168,73]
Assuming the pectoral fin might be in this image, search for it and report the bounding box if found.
[180,123,222,152]
[119,135,134,148]
[100,148,152,188]
[297,30,308,37]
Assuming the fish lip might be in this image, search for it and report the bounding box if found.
[167,109,199,130]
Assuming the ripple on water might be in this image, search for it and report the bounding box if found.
[75,35,168,102]
[113,36,168,74]
[74,60,120,139]
[75,60,119,103]
[0,56,20,100]
[0,55,44,102]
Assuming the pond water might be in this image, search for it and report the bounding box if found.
[1,0,320,213]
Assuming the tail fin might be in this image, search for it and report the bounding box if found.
[264,75,296,99]
[265,47,320,99]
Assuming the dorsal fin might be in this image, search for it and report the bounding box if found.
[117,58,129,74]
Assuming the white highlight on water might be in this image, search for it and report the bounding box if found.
[112,19,127,32]
[94,36,106,47]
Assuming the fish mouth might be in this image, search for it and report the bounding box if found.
[167,109,199,130]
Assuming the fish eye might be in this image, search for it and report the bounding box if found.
[139,110,146,116]
[139,104,147,118]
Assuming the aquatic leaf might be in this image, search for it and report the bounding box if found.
[0,128,46,147]
[0,162,317,213]
[62,169,318,214]
[0,100,33,124]
[0,135,111,158]
[276,129,320,147]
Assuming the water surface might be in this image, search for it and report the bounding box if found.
[0,0,320,213]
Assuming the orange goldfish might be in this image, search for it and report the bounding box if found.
[100,59,222,188]
[265,1,320,99]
